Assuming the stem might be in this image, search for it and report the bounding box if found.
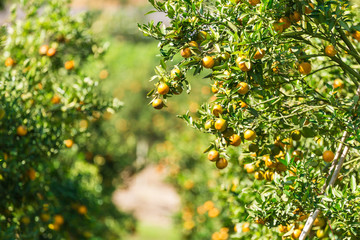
[337,29,360,66]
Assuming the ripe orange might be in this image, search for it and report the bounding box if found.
[46,47,56,57]
[216,158,228,169]
[290,11,301,22]
[298,62,312,75]
[333,79,344,89]
[27,168,36,180]
[292,229,301,239]
[39,45,49,55]
[325,45,337,57]
[17,125,28,136]
[202,56,215,69]
[54,215,64,225]
[244,129,256,141]
[278,224,287,233]
[229,134,241,146]
[77,205,87,215]
[51,95,61,104]
[305,3,315,14]
[264,170,274,181]
[244,164,255,173]
[242,222,250,232]
[273,22,284,33]
[212,104,223,117]
[197,31,208,41]
[248,0,260,6]
[255,218,265,225]
[180,48,191,58]
[152,99,164,109]
[208,207,220,217]
[237,82,249,95]
[237,60,252,72]
[204,120,214,130]
[5,57,15,67]
[214,118,227,132]
[239,100,248,109]
[158,82,170,95]
[253,49,265,60]
[170,68,182,80]
[352,31,360,41]
[189,41,199,48]
[279,17,291,30]
[65,60,75,70]
[254,171,264,180]
[323,150,334,162]
[64,139,74,148]
[208,150,220,162]
[316,229,326,238]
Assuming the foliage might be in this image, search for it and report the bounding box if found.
[140,0,360,239]
[0,0,135,239]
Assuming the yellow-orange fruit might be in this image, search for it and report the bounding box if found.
[208,150,220,162]
[152,99,164,109]
[333,79,344,89]
[237,82,249,95]
[305,3,315,14]
[214,118,227,132]
[216,158,228,169]
[47,47,57,57]
[323,150,335,162]
[242,222,250,232]
[202,56,215,69]
[352,31,360,41]
[290,11,302,22]
[158,82,170,95]
[77,205,87,215]
[180,48,191,58]
[39,45,49,55]
[5,57,15,67]
[254,171,264,180]
[65,60,75,70]
[292,229,301,239]
[212,104,223,117]
[253,49,265,59]
[244,129,256,141]
[249,0,260,6]
[17,125,28,136]
[279,17,291,30]
[298,62,312,75]
[325,45,337,57]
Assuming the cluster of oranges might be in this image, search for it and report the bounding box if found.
[197,200,221,218]
[211,227,229,240]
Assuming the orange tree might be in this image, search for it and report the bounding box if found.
[0,0,135,239]
[140,0,360,239]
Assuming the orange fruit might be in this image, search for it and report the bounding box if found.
[229,134,241,146]
[352,31,360,41]
[51,95,61,104]
[254,171,264,180]
[325,45,337,57]
[248,0,260,6]
[237,82,249,94]
[202,56,215,69]
[264,170,274,181]
[208,207,220,217]
[214,118,227,132]
[204,120,214,130]
[298,62,312,75]
[278,224,287,233]
[253,49,265,59]
[47,47,57,57]
[273,22,284,33]
[292,229,301,239]
[244,164,255,173]
[39,45,49,55]
[279,17,291,30]
[170,68,182,80]
[27,168,36,180]
[237,60,252,72]
[305,3,315,14]
[17,125,28,136]
[64,139,74,148]
[157,82,170,95]
[77,205,87,215]
[212,104,223,117]
[290,11,301,22]
[5,57,14,67]
[65,60,75,70]
[54,215,64,225]
[242,222,250,232]
[323,150,334,162]
[255,218,265,225]
[239,100,248,109]
[292,150,303,162]
[189,41,199,48]
[316,229,326,238]
[333,79,344,89]
[208,150,220,162]
[216,158,228,169]
[180,48,191,58]
[99,69,109,79]
[244,129,256,141]
[152,99,164,109]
